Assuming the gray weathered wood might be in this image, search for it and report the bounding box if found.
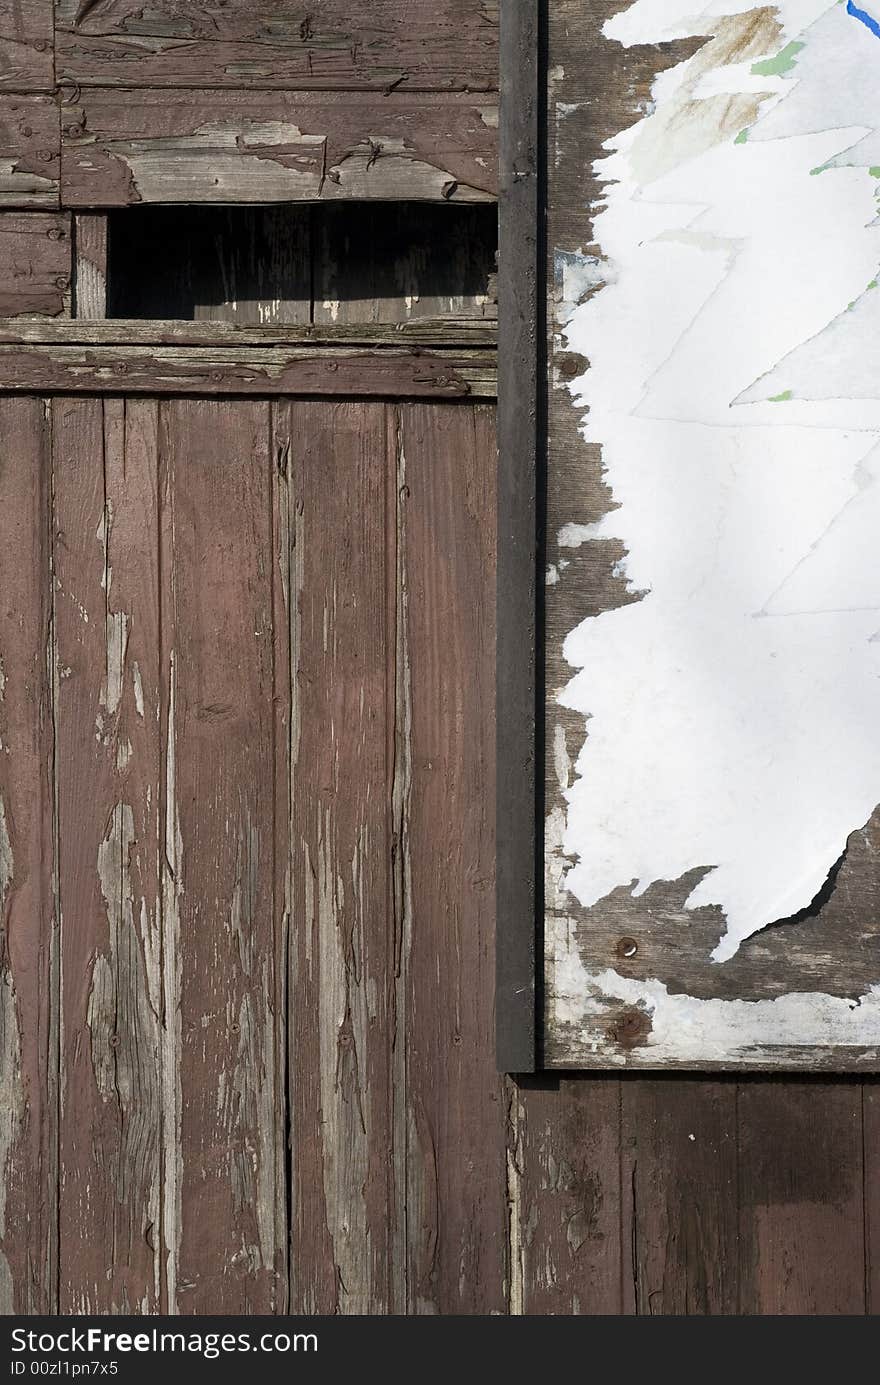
[0,342,496,396]
[73,214,107,319]
[0,1,53,91]
[54,0,498,93]
[60,90,498,206]
[0,317,498,348]
[0,96,59,207]
[0,214,71,318]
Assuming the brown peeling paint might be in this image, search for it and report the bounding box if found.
[0,825,25,1314]
[0,397,56,1314]
[54,1,499,92]
[0,213,70,318]
[60,91,497,206]
[0,96,59,205]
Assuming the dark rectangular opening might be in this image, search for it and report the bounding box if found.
[105,203,498,325]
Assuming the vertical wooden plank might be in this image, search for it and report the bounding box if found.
[738,1079,865,1314]
[401,401,507,1313]
[622,1078,739,1315]
[497,0,538,1073]
[53,398,163,1313]
[280,399,401,1314]
[0,96,60,207]
[864,1079,880,1314]
[0,1,53,91]
[74,215,107,320]
[0,397,56,1315]
[512,1077,622,1315]
[161,399,285,1314]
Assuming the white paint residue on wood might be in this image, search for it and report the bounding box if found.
[549,918,880,1062]
[559,0,880,962]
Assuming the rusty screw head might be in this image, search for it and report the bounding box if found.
[616,936,638,959]
[613,1008,651,1048]
[557,355,581,378]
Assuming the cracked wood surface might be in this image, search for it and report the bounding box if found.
[401,402,506,1312]
[0,397,56,1315]
[281,399,505,1312]
[0,97,59,208]
[0,318,499,348]
[0,214,71,318]
[0,391,506,1314]
[53,397,163,1314]
[59,90,497,206]
[72,214,106,319]
[0,1,53,91]
[0,343,497,396]
[53,1,498,93]
[283,399,402,1313]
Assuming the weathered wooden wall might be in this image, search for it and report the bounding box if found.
[1,0,879,1320]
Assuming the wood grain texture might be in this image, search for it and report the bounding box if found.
[0,397,56,1315]
[74,214,107,319]
[54,0,498,92]
[512,1078,622,1315]
[865,1079,880,1313]
[282,400,403,1314]
[53,398,163,1314]
[60,90,497,206]
[0,343,496,396]
[0,214,71,318]
[160,399,285,1314]
[0,1,53,91]
[401,402,507,1312]
[0,318,499,348]
[496,0,539,1072]
[622,1079,739,1314]
[0,97,59,208]
[737,1080,866,1313]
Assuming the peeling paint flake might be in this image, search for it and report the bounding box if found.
[553,0,880,1052]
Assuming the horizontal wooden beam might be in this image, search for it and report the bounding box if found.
[0,317,497,349]
[53,0,498,94]
[0,341,496,397]
[60,89,498,206]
